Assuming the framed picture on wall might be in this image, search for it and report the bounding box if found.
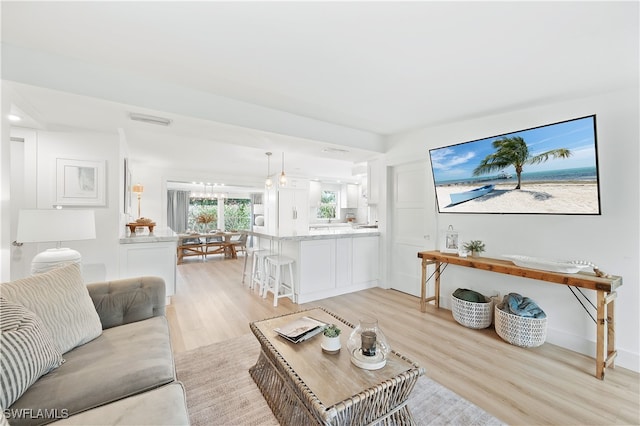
[56,158,106,206]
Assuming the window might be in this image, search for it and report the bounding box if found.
[317,190,337,219]
[224,199,251,230]
[188,197,251,231]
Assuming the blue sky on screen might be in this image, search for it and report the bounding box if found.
[430,116,598,182]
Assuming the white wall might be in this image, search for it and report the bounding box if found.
[29,130,122,282]
[1,86,12,281]
[384,88,639,372]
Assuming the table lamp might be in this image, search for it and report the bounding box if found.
[132,183,144,218]
[17,209,96,274]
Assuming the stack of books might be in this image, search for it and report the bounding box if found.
[274,316,327,343]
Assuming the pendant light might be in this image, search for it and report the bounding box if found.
[265,152,273,189]
[279,152,287,186]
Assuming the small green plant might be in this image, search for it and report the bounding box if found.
[463,240,485,254]
[323,324,341,338]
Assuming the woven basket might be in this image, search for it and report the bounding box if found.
[495,307,547,348]
[451,294,494,329]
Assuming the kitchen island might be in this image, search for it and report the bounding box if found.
[249,228,380,303]
[119,227,178,304]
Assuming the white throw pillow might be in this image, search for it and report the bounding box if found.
[0,264,102,354]
[0,297,65,409]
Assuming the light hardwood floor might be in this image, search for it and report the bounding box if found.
[166,256,640,425]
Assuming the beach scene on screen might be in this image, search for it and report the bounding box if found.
[429,116,600,214]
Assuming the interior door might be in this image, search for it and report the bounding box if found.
[10,134,37,280]
[388,161,434,296]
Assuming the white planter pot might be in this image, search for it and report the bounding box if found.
[321,335,341,354]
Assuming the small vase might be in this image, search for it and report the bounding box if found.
[321,335,341,354]
[471,251,481,257]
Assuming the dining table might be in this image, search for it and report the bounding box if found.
[176,231,242,264]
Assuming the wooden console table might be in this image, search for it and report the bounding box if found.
[417,250,622,380]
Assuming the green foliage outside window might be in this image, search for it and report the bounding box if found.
[317,190,337,219]
[188,198,251,231]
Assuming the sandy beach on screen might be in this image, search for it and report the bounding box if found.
[436,182,599,214]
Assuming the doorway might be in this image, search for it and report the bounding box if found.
[388,161,435,296]
[9,131,38,280]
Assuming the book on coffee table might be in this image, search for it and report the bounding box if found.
[274,316,327,344]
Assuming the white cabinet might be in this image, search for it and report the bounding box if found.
[299,240,336,294]
[335,238,352,288]
[295,235,379,304]
[352,236,379,284]
[118,240,177,304]
[367,159,381,205]
[278,188,309,236]
[340,184,359,208]
[265,187,310,236]
[309,181,322,208]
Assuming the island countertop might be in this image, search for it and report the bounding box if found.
[248,228,380,241]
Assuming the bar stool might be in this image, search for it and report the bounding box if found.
[249,250,272,295]
[243,246,266,284]
[263,255,296,307]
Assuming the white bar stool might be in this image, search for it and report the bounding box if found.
[250,250,272,296]
[243,247,267,285]
[263,255,296,307]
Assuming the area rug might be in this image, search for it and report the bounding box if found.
[175,333,504,425]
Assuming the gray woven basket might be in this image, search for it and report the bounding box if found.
[451,294,494,329]
[495,307,547,348]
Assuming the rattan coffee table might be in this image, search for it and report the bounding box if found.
[249,308,425,425]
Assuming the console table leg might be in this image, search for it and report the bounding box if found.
[596,290,605,379]
[420,258,427,312]
[434,261,441,309]
[420,259,438,312]
[606,292,616,370]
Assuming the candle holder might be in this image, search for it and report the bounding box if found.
[347,317,390,370]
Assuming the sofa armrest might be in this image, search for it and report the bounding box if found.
[87,276,166,329]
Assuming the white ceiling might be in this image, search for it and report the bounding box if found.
[2,1,638,187]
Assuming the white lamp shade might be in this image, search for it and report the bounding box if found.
[17,209,96,243]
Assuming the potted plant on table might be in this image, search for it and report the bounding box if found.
[321,324,342,354]
[463,240,485,257]
[196,212,215,233]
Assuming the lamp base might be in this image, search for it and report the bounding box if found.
[31,248,82,275]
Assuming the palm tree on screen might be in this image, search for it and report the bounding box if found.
[473,136,571,189]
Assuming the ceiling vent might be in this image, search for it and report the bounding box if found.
[322,147,350,154]
[129,112,172,126]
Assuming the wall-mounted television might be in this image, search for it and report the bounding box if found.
[428,115,601,215]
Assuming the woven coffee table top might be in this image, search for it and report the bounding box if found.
[250,307,424,407]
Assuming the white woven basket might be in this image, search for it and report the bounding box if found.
[451,294,494,329]
[495,307,547,348]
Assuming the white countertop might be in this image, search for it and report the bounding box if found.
[119,227,178,244]
[248,227,380,241]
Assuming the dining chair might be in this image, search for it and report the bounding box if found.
[231,233,248,257]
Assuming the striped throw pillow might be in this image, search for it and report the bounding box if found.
[0,297,64,409]
[1,264,102,354]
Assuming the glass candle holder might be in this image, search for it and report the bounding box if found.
[347,317,390,369]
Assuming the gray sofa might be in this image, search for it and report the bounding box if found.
[1,264,189,426]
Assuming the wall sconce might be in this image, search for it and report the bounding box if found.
[279,152,287,187]
[132,183,144,218]
[265,152,273,189]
